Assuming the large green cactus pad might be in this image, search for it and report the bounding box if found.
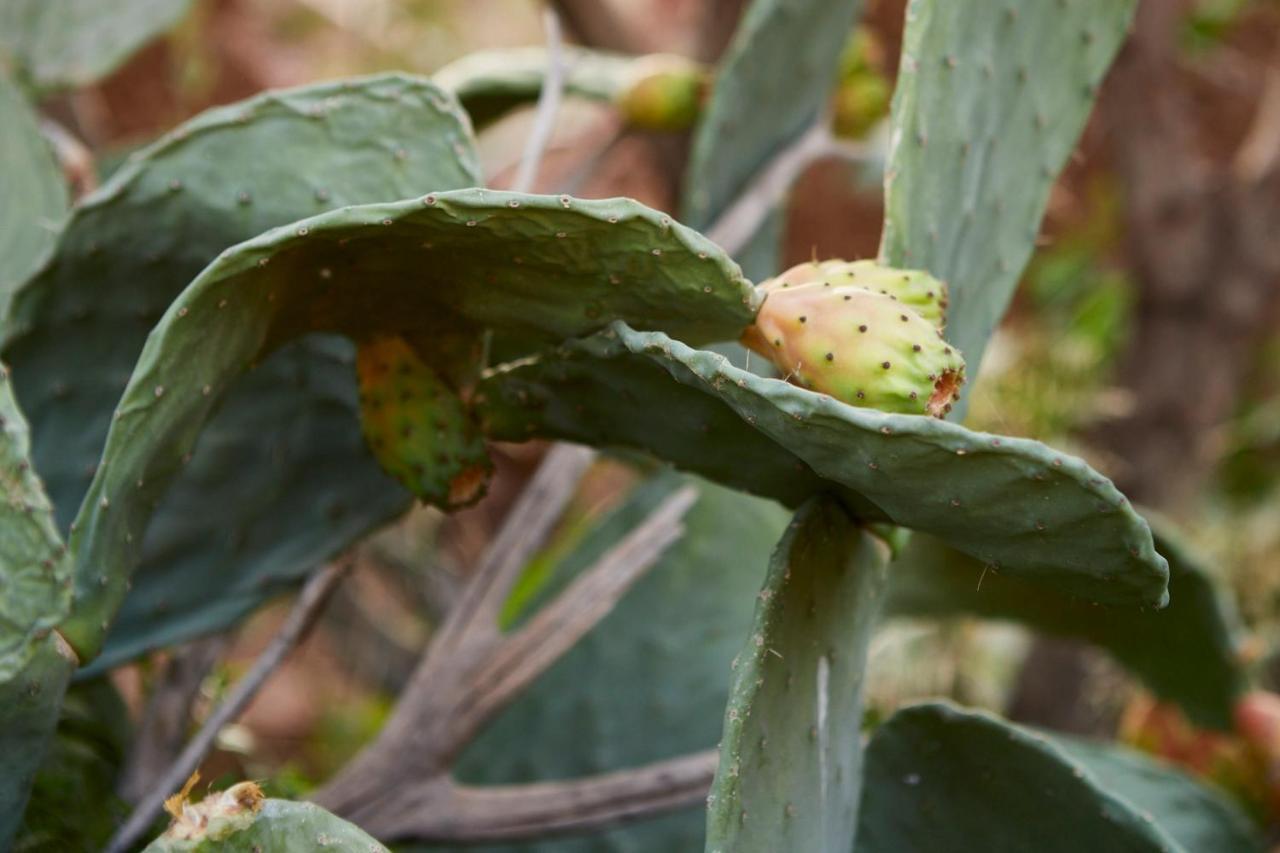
[0,632,75,847]
[880,0,1137,393]
[682,0,863,228]
[144,797,389,852]
[436,471,789,853]
[855,703,1262,853]
[0,70,66,315]
[56,191,753,661]
[706,498,887,852]
[886,518,1244,730]
[4,75,482,671]
[0,0,195,91]
[0,365,68,679]
[477,323,1168,607]
[434,46,632,129]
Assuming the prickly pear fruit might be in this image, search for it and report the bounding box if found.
[742,272,964,417]
[765,259,949,330]
[356,335,492,509]
[616,54,708,131]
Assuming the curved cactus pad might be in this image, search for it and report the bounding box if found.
[706,499,888,852]
[887,519,1244,730]
[880,0,1137,386]
[144,794,388,852]
[0,366,68,680]
[855,703,1261,853]
[4,74,481,670]
[682,0,863,228]
[477,323,1169,607]
[58,191,754,660]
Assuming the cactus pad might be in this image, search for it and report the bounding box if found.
[57,191,754,661]
[706,498,888,852]
[355,336,491,509]
[682,0,864,228]
[478,322,1168,607]
[3,75,482,666]
[0,70,66,315]
[856,702,1261,853]
[0,0,196,91]
[879,0,1137,394]
[886,520,1245,730]
[742,279,963,417]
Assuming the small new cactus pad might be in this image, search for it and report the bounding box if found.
[742,278,963,417]
[762,259,949,329]
[356,336,491,510]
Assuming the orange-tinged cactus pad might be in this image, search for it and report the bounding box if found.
[356,336,491,509]
[743,269,964,418]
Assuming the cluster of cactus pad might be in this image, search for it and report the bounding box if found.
[742,259,964,417]
[3,0,1266,850]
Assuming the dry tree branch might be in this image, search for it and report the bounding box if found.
[313,479,704,843]
[107,559,354,853]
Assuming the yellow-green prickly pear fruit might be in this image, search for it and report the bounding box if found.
[742,276,964,417]
[616,54,708,131]
[763,259,949,330]
[356,335,492,508]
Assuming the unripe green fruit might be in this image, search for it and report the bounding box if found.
[743,272,964,417]
[616,54,708,131]
[356,335,491,508]
[764,259,949,330]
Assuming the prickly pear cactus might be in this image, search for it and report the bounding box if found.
[0,364,73,846]
[479,323,1167,607]
[887,520,1245,730]
[0,0,195,91]
[355,336,491,508]
[880,0,1138,400]
[58,190,755,662]
[855,703,1263,853]
[742,271,963,417]
[706,498,888,852]
[143,782,388,852]
[0,70,66,315]
[682,0,864,229]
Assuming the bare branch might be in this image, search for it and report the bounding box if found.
[705,117,865,256]
[459,486,698,730]
[369,750,718,842]
[511,10,567,194]
[106,560,353,853]
[117,633,231,804]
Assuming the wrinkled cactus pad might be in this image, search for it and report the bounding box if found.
[743,263,964,417]
[355,335,491,509]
